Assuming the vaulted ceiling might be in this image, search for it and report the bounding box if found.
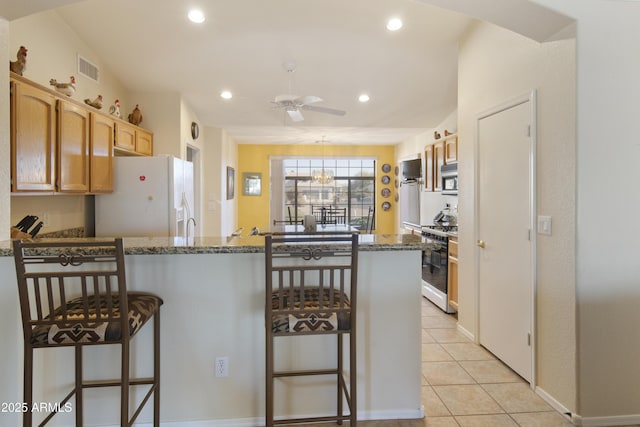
[2,0,573,145]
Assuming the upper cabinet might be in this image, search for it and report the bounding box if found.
[115,122,154,156]
[58,100,90,193]
[90,113,115,193]
[445,136,458,164]
[424,133,457,193]
[10,73,152,193]
[10,79,56,192]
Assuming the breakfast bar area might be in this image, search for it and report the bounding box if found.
[0,234,425,426]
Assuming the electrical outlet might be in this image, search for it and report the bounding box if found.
[215,356,228,377]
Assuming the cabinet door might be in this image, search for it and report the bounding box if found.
[58,100,90,192]
[10,81,56,192]
[424,145,434,191]
[90,113,115,193]
[434,141,445,192]
[445,136,458,163]
[136,129,153,155]
[115,122,136,151]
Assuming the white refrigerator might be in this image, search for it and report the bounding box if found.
[95,155,195,237]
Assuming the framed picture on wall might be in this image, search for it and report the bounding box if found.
[227,166,235,200]
[242,172,262,196]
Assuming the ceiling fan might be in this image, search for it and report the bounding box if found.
[272,61,346,122]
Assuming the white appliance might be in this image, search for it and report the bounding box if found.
[399,180,420,226]
[96,155,195,237]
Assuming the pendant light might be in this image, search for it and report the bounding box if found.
[312,136,334,185]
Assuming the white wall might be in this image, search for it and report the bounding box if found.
[201,127,238,237]
[457,20,576,413]
[0,18,9,241]
[531,0,640,421]
[9,10,130,113]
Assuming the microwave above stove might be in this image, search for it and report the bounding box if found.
[441,163,458,195]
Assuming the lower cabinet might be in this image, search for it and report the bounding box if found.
[448,236,459,311]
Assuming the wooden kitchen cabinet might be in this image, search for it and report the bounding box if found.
[57,100,90,193]
[115,122,136,151]
[445,136,458,163]
[90,113,115,193]
[136,128,153,155]
[115,122,153,156]
[424,144,434,191]
[10,79,57,192]
[434,141,445,192]
[448,236,459,311]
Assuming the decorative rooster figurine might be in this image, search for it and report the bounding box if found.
[109,99,121,118]
[49,76,76,97]
[128,104,143,126]
[84,94,103,109]
[10,46,27,76]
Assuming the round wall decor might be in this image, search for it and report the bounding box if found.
[381,175,391,184]
[191,121,199,140]
[381,163,391,173]
[381,201,391,211]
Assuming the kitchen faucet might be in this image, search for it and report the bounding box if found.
[187,217,197,241]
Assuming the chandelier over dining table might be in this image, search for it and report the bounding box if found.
[312,136,334,184]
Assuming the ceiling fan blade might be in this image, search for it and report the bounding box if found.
[296,95,323,105]
[274,94,299,103]
[286,109,305,122]
[301,105,346,116]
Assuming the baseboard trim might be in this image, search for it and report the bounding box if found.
[534,386,573,423]
[571,413,640,426]
[100,409,425,427]
[457,323,475,341]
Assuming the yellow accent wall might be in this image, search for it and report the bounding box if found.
[237,144,397,234]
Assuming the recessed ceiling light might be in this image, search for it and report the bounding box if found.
[220,90,233,99]
[358,94,370,103]
[188,9,205,24]
[386,17,403,31]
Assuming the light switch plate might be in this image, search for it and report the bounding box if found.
[537,215,552,236]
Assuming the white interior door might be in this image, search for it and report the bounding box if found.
[477,94,535,382]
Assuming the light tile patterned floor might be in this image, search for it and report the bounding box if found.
[294,298,573,427]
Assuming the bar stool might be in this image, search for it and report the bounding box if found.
[12,238,162,427]
[264,233,358,426]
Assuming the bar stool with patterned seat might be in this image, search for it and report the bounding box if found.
[12,238,162,427]
[264,233,358,426]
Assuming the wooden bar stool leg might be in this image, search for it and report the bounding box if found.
[265,334,274,427]
[350,331,357,425]
[154,312,161,427]
[337,334,343,425]
[23,343,33,427]
[75,346,83,426]
[121,340,130,427]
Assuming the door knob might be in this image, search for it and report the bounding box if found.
[477,240,486,248]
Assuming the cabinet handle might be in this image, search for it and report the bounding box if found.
[477,240,486,248]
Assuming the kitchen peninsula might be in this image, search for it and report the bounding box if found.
[0,233,425,426]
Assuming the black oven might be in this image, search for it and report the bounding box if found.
[421,225,456,313]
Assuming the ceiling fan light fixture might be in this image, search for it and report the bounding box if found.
[358,94,370,103]
[386,17,403,31]
[188,9,205,24]
[220,90,233,99]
